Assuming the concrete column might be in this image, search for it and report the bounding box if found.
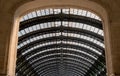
[0,11,18,76]
[108,14,120,76]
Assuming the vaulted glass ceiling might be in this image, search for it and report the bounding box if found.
[16,8,106,76]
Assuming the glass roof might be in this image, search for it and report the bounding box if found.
[20,8,101,22]
[16,8,106,76]
[18,21,104,37]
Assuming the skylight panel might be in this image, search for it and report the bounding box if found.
[91,13,95,18]
[38,24,41,29]
[20,43,24,48]
[39,35,43,39]
[55,22,58,27]
[32,25,37,31]
[56,32,61,36]
[20,39,102,56]
[73,9,78,15]
[94,27,99,33]
[47,22,51,28]
[17,45,21,49]
[79,23,84,29]
[80,35,83,39]
[18,31,104,50]
[52,33,56,36]
[56,21,61,27]
[101,32,104,36]
[36,24,40,30]
[20,8,102,22]
[40,24,44,29]
[36,10,41,16]
[72,22,76,27]
[78,9,82,15]
[86,11,91,17]
[63,21,68,27]
[24,28,29,33]
[20,30,26,35]
[27,13,33,20]
[83,24,87,29]
[49,33,53,37]
[28,26,33,32]
[33,37,37,41]
[86,25,91,30]
[31,11,37,17]
[95,15,101,21]
[62,9,69,14]
[98,30,103,35]
[75,23,79,28]
[44,23,48,28]
[101,43,105,48]
[54,9,61,14]
[40,10,45,16]
[23,15,29,20]
[82,10,87,16]
[90,26,95,32]
[23,41,27,45]
[26,40,30,44]
[93,39,97,43]
[45,9,50,15]
[49,8,54,14]
[18,32,22,37]
[70,8,74,14]
[68,22,72,27]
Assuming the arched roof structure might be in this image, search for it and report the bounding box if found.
[16,8,106,76]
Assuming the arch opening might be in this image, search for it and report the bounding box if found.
[16,8,107,76]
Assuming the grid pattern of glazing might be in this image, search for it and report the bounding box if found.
[20,8,101,22]
[16,8,106,76]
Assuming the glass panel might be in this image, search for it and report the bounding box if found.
[31,12,37,17]
[40,10,46,16]
[54,9,61,14]
[20,8,101,21]
[20,38,102,56]
[62,8,69,14]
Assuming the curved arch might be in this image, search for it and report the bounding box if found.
[14,0,108,21]
[19,14,102,30]
[18,26,103,43]
[34,62,86,75]
[17,46,102,67]
[16,52,104,74]
[38,66,82,76]
[18,37,104,56]
[17,57,90,74]
[18,61,86,76]
[41,69,80,76]
[39,66,84,76]
[12,0,109,75]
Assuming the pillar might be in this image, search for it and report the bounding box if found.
[0,10,18,76]
[107,12,120,76]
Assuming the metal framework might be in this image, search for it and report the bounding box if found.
[16,8,106,76]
